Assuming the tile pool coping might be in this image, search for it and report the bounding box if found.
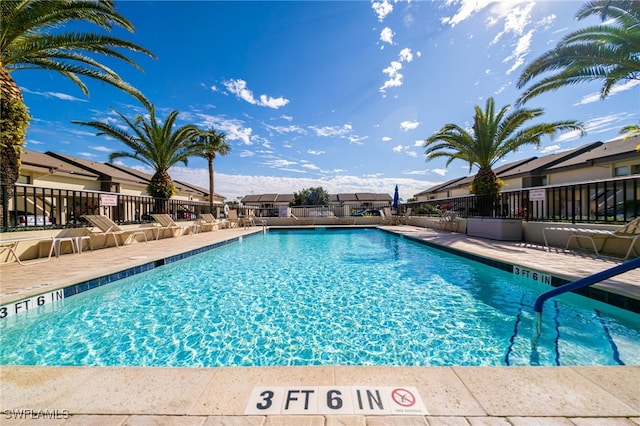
[1,225,639,423]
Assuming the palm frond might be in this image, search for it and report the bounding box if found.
[517,0,640,103]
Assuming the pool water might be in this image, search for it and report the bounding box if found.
[1,228,639,367]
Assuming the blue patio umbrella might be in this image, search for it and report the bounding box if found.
[392,185,399,209]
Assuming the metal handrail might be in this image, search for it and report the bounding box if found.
[533,257,640,336]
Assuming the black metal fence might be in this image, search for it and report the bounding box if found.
[406,175,640,224]
[2,175,639,232]
[0,184,215,232]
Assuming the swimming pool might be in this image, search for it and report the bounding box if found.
[1,228,639,367]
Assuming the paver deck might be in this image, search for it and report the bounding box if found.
[1,225,639,425]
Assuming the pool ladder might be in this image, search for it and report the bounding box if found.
[533,256,640,338]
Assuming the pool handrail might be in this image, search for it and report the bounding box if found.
[533,256,640,315]
[532,256,640,343]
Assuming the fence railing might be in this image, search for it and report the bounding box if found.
[2,175,639,231]
[406,175,640,224]
[0,184,216,232]
[0,184,394,232]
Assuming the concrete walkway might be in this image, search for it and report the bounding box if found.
[1,225,639,425]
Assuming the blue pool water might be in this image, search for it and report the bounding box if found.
[1,228,639,367]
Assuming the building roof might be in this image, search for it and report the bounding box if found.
[21,150,98,180]
[241,193,393,204]
[46,152,147,186]
[418,157,537,195]
[498,142,602,178]
[546,136,639,171]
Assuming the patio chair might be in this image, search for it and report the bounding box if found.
[439,210,459,231]
[380,207,397,225]
[198,213,219,232]
[543,216,640,259]
[290,214,315,226]
[151,214,195,238]
[51,227,93,256]
[227,209,240,228]
[397,208,413,225]
[82,215,150,248]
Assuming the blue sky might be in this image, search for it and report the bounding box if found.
[18,0,640,202]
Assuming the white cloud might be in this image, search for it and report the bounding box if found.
[224,79,290,109]
[504,30,534,75]
[302,163,321,171]
[574,80,640,106]
[21,87,88,102]
[432,168,448,176]
[400,120,420,131]
[91,146,114,153]
[440,0,494,27]
[309,124,352,137]
[380,27,394,45]
[540,144,561,154]
[264,123,307,134]
[379,48,416,93]
[168,166,439,203]
[348,135,368,145]
[382,136,392,142]
[490,2,535,45]
[398,48,413,62]
[307,150,325,155]
[371,0,393,22]
[194,113,254,145]
[380,61,403,93]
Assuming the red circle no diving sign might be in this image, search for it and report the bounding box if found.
[391,388,416,407]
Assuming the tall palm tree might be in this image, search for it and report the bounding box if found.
[517,0,640,104]
[0,0,156,187]
[424,97,584,197]
[192,128,231,213]
[73,106,200,199]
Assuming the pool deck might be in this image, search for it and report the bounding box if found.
[1,225,639,425]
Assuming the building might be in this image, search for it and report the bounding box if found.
[18,150,223,203]
[414,136,640,201]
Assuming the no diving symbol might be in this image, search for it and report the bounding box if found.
[391,388,415,407]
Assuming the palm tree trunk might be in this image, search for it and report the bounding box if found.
[149,170,175,213]
[472,167,499,216]
[0,67,30,228]
[208,157,214,213]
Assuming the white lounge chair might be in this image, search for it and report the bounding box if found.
[151,214,195,238]
[543,216,640,259]
[198,213,219,231]
[83,215,150,248]
[439,210,458,231]
[380,207,397,225]
[397,208,413,225]
[227,209,240,228]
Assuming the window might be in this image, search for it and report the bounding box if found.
[631,164,640,175]
[17,175,30,184]
[614,166,628,177]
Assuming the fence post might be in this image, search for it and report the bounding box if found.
[1,184,8,232]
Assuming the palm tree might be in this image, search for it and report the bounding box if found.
[192,128,231,213]
[621,124,640,150]
[517,0,640,104]
[424,97,584,201]
[0,0,156,188]
[73,106,200,200]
